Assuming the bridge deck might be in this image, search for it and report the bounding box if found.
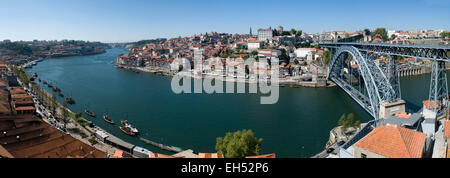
[319,42,450,50]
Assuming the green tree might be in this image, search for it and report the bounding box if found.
[272,29,279,37]
[281,31,291,36]
[216,129,263,158]
[251,50,258,56]
[395,55,404,62]
[338,114,346,126]
[440,31,450,39]
[75,112,82,119]
[324,50,331,65]
[0,42,33,55]
[50,93,57,116]
[364,29,371,36]
[290,29,297,35]
[346,113,355,127]
[61,100,70,128]
[390,34,397,40]
[220,49,234,58]
[338,113,359,131]
[354,120,361,129]
[374,28,388,41]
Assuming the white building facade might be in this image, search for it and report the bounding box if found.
[295,48,316,60]
[258,27,273,42]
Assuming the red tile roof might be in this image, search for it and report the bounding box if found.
[395,112,411,119]
[245,153,276,158]
[423,100,442,110]
[110,150,124,158]
[0,80,7,87]
[198,153,224,158]
[0,90,11,114]
[0,115,106,158]
[355,124,426,158]
[14,106,35,111]
[10,88,26,95]
[0,145,14,158]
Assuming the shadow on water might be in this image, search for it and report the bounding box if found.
[404,98,423,113]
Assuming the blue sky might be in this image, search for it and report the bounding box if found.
[0,0,449,43]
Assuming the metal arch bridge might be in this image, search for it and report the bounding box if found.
[319,42,450,120]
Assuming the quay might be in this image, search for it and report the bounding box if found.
[94,128,151,158]
[34,86,153,158]
[398,65,431,77]
[19,60,195,158]
[14,64,153,158]
[117,64,333,88]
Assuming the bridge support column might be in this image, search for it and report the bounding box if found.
[379,100,406,119]
[387,56,401,99]
[428,60,448,116]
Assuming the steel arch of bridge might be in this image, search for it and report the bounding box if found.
[320,42,450,61]
[328,46,398,120]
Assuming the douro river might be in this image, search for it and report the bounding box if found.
[27,48,439,157]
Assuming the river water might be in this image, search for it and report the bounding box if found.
[26,48,443,157]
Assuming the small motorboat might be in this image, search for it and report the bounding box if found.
[119,120,138,136]
[85,109,96,118]
[103,113,115,125]
[65,97,75,105]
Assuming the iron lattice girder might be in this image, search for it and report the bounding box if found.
[320,42,450,60]
[362,52,398,102]
[386,57,402,99]
[429,60,449,114]
[328,46,397,119]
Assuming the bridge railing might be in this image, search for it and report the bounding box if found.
[341,120,377,150]
[320,42,450,61]
[320,42,450,49]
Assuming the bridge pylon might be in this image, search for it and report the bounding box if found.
[428,60,448,116]
[387,56,401,100]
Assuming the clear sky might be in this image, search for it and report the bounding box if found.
[1,0,449,43]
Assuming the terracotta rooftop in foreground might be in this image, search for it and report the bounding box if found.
[354,124,426,158]
[395,112,411,119]
[149,152,184,158]
[445,121,450,139]
[198,153,223,158]
[423,100,442,110]
[109,149,132,158]
[0,90,11,114]
[0,80,7,88]
[0,115,106,158]
[0,145,14,158]
[10,87,26,95]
